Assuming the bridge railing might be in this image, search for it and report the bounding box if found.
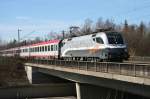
[129,56,150,62]
[28,59,150,78]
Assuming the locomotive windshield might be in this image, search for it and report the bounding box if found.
[106,32,124,44]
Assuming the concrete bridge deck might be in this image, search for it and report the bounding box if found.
[25,59,150,98]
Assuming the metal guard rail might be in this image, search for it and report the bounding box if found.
[28,59,150,78]
[129,56,150,62]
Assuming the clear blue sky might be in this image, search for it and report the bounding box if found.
[0,0,150,41]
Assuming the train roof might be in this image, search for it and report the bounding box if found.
[0,39,60,51]
[30,39,60,47]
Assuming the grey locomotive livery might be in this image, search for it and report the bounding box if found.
[60,32,129,61]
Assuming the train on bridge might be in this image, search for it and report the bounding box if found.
[0,31,129,62]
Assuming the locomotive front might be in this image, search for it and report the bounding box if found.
[104,32,129,61]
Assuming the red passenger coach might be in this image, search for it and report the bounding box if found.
[20,39,60,59]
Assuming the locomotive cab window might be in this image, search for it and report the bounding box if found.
[96,37,104,44]
[106,32,124,44]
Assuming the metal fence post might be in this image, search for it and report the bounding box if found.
[134,64,136,77]
[143,65,145,77]
[86,62,88,71]
[95,62,96,72]
[78,61,79,70]
[106,63,108,73]
[119,63,121,75]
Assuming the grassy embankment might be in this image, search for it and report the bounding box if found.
[0,56,29,87]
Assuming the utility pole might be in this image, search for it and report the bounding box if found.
[18,29,21,44]
[17,29,21,56]
[62,30,65,39]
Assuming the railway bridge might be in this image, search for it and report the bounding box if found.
[25,59,150,99]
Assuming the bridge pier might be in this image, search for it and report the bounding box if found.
[76,83,81,99]
[25,66,32,84]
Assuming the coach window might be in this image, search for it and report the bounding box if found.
[96,37,104,44]
[48,45,50,51]
[35,47,36,52]
[39,47,41,52]
[34,47,36,52]
[33,48,35,52]
[51,45,53,51]
[37,47,39,52]
[42,46,44,52]
[35,47,37,52]
[53,45,55,51]
[45,46,47,51]
[41,47,42,52]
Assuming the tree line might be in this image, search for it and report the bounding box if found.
[0,18,150,56]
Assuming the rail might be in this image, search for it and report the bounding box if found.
[27,59,150,78]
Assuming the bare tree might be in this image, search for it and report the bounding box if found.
[96,18,105,29]
[81,18,93,35]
